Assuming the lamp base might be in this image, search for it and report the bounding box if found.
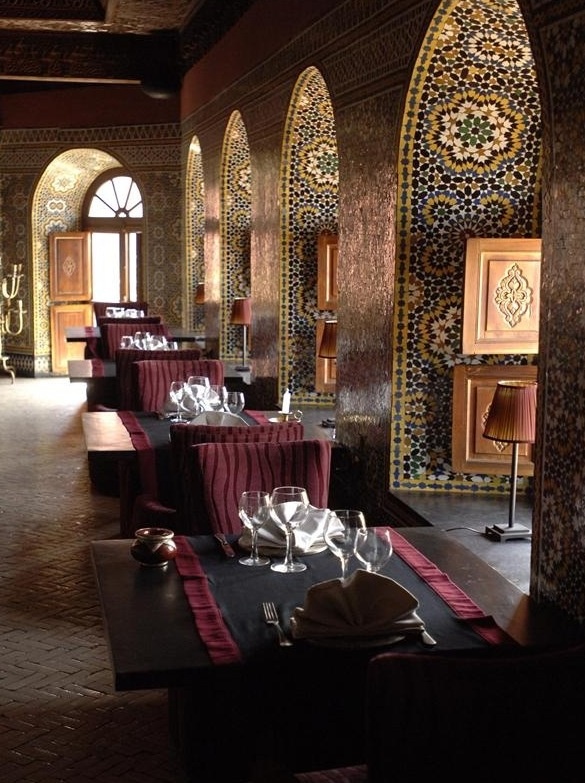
[484,523,532,542]
[234,364,250,372]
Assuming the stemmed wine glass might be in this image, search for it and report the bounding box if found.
[208,384,228,411]
[269,486,309,573]
[226,391,245,414]
[185,375,210,413]
[354,527,393,573]
[323,509,366,580]
[169,380,186,423]
[238,490,271,567]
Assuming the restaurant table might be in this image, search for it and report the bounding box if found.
[91,528,521,780]
[82,407,336,534]
[65,325,204,343]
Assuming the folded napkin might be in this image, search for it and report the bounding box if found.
[290,569,421,639]
[239,506,342,555]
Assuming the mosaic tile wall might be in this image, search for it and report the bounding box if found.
[220,111,251,361]
[280,66,338,403]
[393,0,541,492]
[185,136,205,334]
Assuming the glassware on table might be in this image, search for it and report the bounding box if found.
[238,490,271,567]
[119,335,134,349]
[226,391,245,414]
[186,375,210,410]
[354,526,393,573]
[323,509,366,580]
[207,384,228,411]
[169,380,186,423]
[269,485,310,573]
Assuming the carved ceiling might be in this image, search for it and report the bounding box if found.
[0,0,257,93]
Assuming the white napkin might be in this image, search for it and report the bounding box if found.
[290,569,422,639]
[239,506,342,555]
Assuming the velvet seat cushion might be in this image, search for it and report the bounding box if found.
[132,420,305,534]
[185,438,332,535]
[115,347,203,410]
[133,358,224,413]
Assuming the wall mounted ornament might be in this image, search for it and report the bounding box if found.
[462,238,541,354]
[0,263,26,382]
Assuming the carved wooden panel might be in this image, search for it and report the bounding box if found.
[462,238,541,354]
[317,231,338,310]
[315,319,336,393]
[452,364,538,475]
[49,232,92,302]
[50,303,93,375]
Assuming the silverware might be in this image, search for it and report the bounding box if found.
[214,533,235,558]
[262,601,293,647]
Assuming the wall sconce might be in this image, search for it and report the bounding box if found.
[194,283,205,305]
[318,319,337,359]
[230,297,252,371]
[482,380,537,541]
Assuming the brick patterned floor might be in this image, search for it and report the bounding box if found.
[0,378,188,783]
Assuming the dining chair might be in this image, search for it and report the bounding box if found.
[115,347,203,410]
[133,358,224,413]
[131,420,305,534]
[282,642,585,783]
[100,320,172,360]
[184,438,332,535]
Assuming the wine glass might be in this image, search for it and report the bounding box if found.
[169,380,186,423]
[323,509,366,580]
[354,527,393,573]
[226,391,245,414]
[208,384,228,411]
[238,491,271,567]
[186,375,210,410]
[269,485,309,573]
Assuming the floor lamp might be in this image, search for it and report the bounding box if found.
[483,380,537,541]
[230,297,251,371]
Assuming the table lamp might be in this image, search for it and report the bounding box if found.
[194,283,205,304]
[230,297,252,371]
[482,380,537,541]
[318,319,337,360]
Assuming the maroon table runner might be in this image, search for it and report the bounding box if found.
[174,529,513,666]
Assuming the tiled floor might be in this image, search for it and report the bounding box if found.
[0,377,186,783]
[0,376,532,782]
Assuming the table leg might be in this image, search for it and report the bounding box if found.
[1,356,15,383]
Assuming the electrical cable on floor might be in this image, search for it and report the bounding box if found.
[445,526,483,534]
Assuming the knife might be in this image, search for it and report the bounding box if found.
[214,533,236,558]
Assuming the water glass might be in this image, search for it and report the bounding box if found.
[269,486,309,573]
[354,527,393,573]
[323,509,366,580]
[238,491,271,567]
[226,391,245,414]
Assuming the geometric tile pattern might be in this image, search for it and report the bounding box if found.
[185,136,205,334]
[392,0,541,492]
[220,111,251,361]
[279,66,338,404]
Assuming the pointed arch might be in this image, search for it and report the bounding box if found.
[392,0,541,491]
[220,111,251,360]
[279,66,338,402]
[31,148,121,371]
[186,135,205,333]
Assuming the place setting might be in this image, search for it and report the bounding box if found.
[235,487,435,649]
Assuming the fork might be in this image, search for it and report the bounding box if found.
[262,601,293,647]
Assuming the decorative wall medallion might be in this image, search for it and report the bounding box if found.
[493,263,532,327]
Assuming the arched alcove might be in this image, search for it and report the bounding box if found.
[220,111,251,360]
[185,135,205,333]
[31,148,122,372]
[392,0,541,493]
[279,66,338,403]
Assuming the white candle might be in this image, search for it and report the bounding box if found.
[282,388,291,414]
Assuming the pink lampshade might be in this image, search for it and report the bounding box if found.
[194,283,205,304]
[483,380,537,444]
[318,319,337,359]
[230,297,252,326]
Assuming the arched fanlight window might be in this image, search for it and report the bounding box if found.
[83,169,144,302]
[88,175,143,219]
